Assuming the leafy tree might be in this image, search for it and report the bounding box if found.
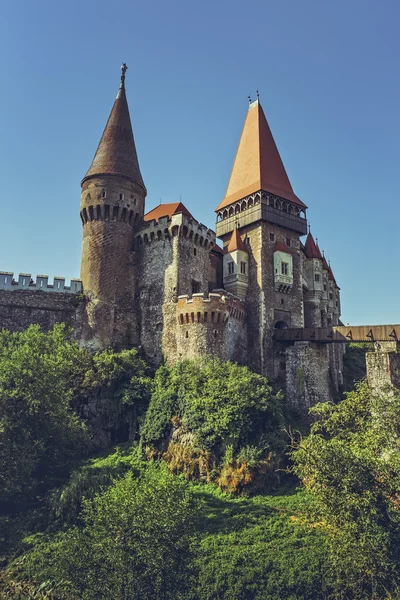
[45,465,197,600]
[0,325,91,503]
[291,382,400,598]
[141,359,282,453]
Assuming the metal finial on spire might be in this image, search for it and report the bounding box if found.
[248,94,252,104]
[120,63,128,87]
[308,223,310,233]
[256,89,259,99]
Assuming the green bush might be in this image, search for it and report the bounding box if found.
[141,358,283,454]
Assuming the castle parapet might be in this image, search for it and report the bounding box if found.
[0,272,82,294]
[135,212,216,250]
[177,292,245,325]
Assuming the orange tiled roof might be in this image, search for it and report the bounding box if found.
[82,84,145,191]
[304,232,322,260]
[225,228,247,253]
[216,100,305,211]
[144,202,193,223]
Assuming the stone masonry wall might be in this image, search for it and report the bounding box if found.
[173,293,247,364]
[285,341,333,412]
[235,220,303,379]
[0,289,85,338]
[366,342,400,394]
[135,213,215,365]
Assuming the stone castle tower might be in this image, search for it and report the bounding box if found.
[80,65,146,349]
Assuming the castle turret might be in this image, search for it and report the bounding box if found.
[80,64,146,348]
[223,228,249,299]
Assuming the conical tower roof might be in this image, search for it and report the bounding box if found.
[225,228,247,253]
[216,99,305,211]
[304,232,323,259]
[82,67,145,191]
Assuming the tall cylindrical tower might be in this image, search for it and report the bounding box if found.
[80,65,146,348]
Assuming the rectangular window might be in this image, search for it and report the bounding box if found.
[270,233,275,242]
[286,237,291,247]
[329,292,333,300]
[245,237,251,245]
[228,262,234,275]
[192,280,200,294]
[315,274,320,282]
[240,261,246,274]
[281,262,289,275]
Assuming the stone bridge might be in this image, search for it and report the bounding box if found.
[273,324,400,410]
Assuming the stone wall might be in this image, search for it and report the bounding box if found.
[366,342,400,394]
[285,341,333,412]
[173,292,247,364]
[135,212,215,365]
[80,175,145,349]
[0,289,84,338]
[231,221,303,378]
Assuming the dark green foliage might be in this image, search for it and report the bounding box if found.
[49,444,146,525]
[291,382,400,598]
[0,325,153,506]
[79,347,153,447]
[23,464,197,600]
[0,325,90,504]
[141,358,283,454]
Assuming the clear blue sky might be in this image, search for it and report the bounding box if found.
[0,0,399,325]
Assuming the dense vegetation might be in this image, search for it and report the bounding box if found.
[1,325,399,599]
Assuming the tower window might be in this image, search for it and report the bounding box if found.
[286,237,291,247]
[329,292,333,300]
[270,233,275,242]
[119,193,124,201]
[102,190,106,199]
[240,261,246,274]
[315,274,320,282]
[193,248,197,256]
[281,262,288,275]
[228,262,234,275]
[192,280,200,294]
[246,237,251,245]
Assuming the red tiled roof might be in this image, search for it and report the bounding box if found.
[304,232,323,260]
[225,228,247,253]
[274,240,294,254]
[216,100,306,211]
[82,84,145,191]
[211,244,224,255]
[144,202,193,223]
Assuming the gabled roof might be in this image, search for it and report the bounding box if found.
[274,240,294,254]
[82,82,145,191]
[144,202,193,223]
[216,99,305,211]
[304,232,323,260]
[225,228,247,253]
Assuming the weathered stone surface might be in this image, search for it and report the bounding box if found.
[285,342,333,411]
[0,289,84,337]
[366,343,400,394]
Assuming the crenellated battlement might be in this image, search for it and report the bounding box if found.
[177,292,246,325]
[0,272,82,294]
[135,212,216,250]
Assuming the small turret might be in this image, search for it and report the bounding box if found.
[223,228,249,299]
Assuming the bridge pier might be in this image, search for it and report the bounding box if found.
[366,342,400,394]
[285,342,334,413]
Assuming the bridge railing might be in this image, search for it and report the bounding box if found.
[273,325,400,344]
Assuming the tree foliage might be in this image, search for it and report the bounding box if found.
[35,465,197,600]
[0,325,90,503]
[291,382,400,598]
[141,358,283,453]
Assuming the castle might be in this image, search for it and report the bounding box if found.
[4,66,397,408]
